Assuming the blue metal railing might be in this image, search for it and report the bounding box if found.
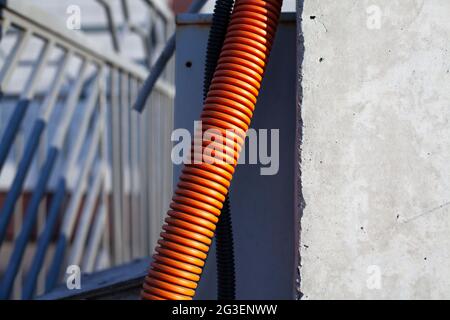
[0,52,78,249]
[22,179,66,299]
[0,0,175,300]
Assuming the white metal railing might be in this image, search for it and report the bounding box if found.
[0,0,174,300]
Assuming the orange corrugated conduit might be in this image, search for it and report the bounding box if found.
[141,0,283,300]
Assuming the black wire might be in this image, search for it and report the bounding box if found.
[215,195,235,300]
[203,0,236,301]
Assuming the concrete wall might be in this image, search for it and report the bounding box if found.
[298,0,450,299]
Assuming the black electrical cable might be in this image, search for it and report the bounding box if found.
[203,0,236,301]
[215,195,235,300]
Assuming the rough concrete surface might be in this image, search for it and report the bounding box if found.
[299,0,450,299]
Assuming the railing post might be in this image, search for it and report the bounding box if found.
[110,68,124,265]
[120,72,131,263]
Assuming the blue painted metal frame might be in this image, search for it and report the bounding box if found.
[0,147,59,299]
[0,99,30,172]
[22,180,66,299]
[0,114,45,247]
[45,234,68,292]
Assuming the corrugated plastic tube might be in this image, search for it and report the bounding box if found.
[141,0,283,300]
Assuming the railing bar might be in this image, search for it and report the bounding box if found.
[141,91,149,246]
[119,0,158,68]
[160,95,167,214]
[138,82,149,255]
[109,68,123,265]
[148,93,158,248]
[99,80,111,269]
[58,78,103,234]
[129,77,141,258]
[82,202,106,273]
[128,76,136,258]
[135,80,146,257]
[41,50,72,121]
[11,131,24,299]
[147,94,156,248]
[11,202,23,299]
[152,19,166,67]
[62,74,101,186]
[59,139,100,238]
[167,93,174,214]
[162,94,172,220]
[133,35,173,113]
[120,0,130,22]
[68,168,103,266]
[120,72,131,262]
[154,93,163,244]
[22,40,54,99]
[127,75,136,259]
[129,23,147,40]
[1,17,11,37]
[155,94,163,228]
[136,111,144,257]
[145,93,157,249]
[35,125,47,297]
[51,60,90,149]
[127,77,135,259]
[0,28,31,91]
[149,8,160,66]
[96,0,120,52]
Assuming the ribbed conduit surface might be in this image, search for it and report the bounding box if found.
[142,0,283,300]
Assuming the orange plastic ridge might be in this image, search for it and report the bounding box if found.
[141,0,283,300]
